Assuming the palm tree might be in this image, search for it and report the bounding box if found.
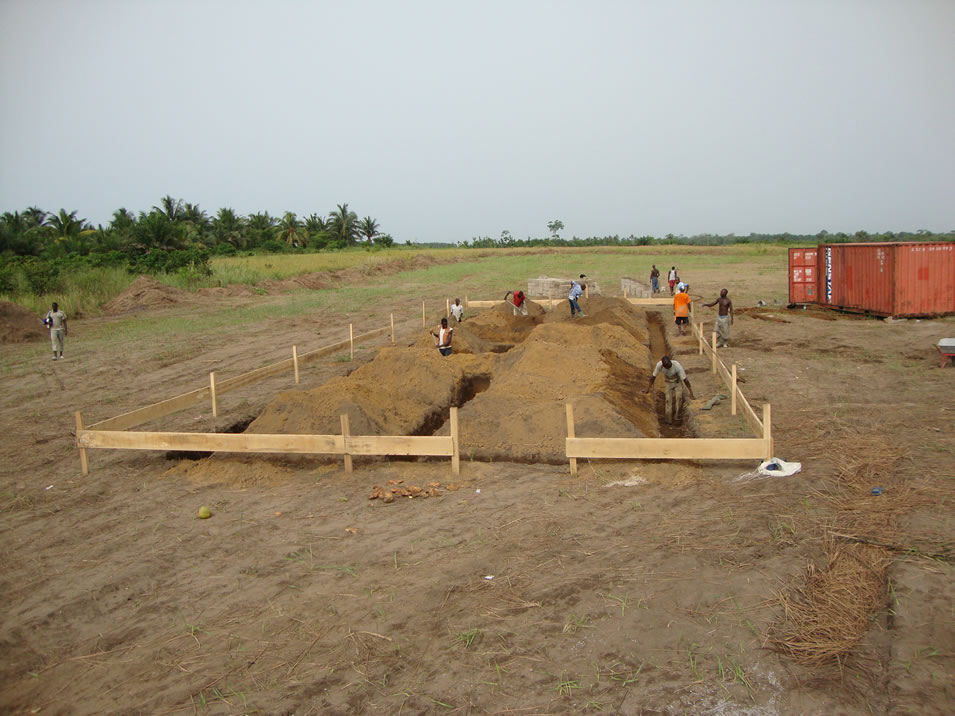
[276,211,305,248]
[246,212,277,248]
[154,195,184,222]
[24,206,48,228]
[212,207,246,248]
[134,210,184,252]
[357,216,380,243]
[328,203,359,246]
[47,209,87,239]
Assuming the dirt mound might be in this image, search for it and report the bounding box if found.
[195,284,259,298]
[102,276,191,315]
[0,302,46,344]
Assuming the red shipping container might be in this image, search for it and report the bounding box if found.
[789,242,955,318]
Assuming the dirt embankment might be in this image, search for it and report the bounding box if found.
[101,276,193,315]
[0,302,46,344]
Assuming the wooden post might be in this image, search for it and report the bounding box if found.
[446,298,450,318]
[690,301,695,321]
[585,284,590,299]
[390,313,395,345]
[209,372,218,417]
[712,333,718,374]
[450,406,460,475]
[292,345,300,385]
[349,323,354,361]
[762,403,773,460]
[731,364,738,416]
[566,403,578,476]
[699,322,704,355]
[75,411,89,475]
[341,414,353,473]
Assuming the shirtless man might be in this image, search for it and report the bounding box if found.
[703,289,734,348]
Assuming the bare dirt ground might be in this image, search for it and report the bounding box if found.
[1,253,952,714]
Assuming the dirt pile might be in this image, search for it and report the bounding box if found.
[0,302,45,344]
[102,276,192,315]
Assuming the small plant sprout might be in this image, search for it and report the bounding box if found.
[563,612,593,633]
[556,676,582,696]
[598,592,631,616]
[455,628,482,648]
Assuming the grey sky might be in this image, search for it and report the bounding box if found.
[2,0,953,242]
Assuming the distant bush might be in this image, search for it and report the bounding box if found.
[260,239,288,254]
[212,242,238,256]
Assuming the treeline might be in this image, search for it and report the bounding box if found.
[459,229,954,249]
[0,197,391,295]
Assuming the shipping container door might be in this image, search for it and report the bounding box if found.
[789,248,818,303]
[827,245,894,314]
[894,243,955,316]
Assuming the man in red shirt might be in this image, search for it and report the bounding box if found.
[504,290,528,316]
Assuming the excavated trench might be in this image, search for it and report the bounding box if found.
[185,297,696,477]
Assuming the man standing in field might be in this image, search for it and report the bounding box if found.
[44,302,68,360]
[504,290,528,316]
[568,275,586,318]
[430,317,454,356]
[672,283,691,336]
[451,297,464,322]
[644,355,695,425]
[704,289,734,347]
[650,265,660,293]
[668,266,678,294]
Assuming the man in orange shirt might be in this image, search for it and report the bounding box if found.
[673,282,691,335]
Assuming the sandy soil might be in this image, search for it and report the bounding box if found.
[0,253,952,714]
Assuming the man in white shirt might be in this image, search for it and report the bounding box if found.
[44,302,68,360]
[644,355,695,424]
[450,298,464,322]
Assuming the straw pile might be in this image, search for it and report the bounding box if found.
[768,428,910,665]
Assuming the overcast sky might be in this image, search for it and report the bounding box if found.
[1,0,953,242]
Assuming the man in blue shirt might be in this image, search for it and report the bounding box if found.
[568,274,586,318]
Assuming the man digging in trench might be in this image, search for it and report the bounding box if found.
[644,355,695,425]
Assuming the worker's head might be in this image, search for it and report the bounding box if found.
[661,356,672,369]
[671,266,675,270]
[51,302,58,311]
[454,298,460,304]
[720,288,728,297]
[518,290,524,298]
[440,318,448,327]
[579,274,586,279]
[677,282,687,292]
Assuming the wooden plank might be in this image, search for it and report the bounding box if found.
[292,345,299,384]
[88,387,209,431]
[349,323,354,361]
[737,389,763,438]
[464,300,499,308]
[566,437,768,460]
[625,298,675,306]
[345,435,453,456]
[78,430,344,454]
[566,403,577,476]
[75,412,89,475]
[730,363,739,415]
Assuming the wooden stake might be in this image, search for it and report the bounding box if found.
[75,411,89,475]
[341,414,352,473]
[422,301,426,327]
[762,403,773,460]
[730,363,739,415]
[349,323,354,361]
[292,345,300,385]
[699,322,704,355]
[209,372,218,417]
[446,298,450,318]
[585,284,590,299]
[390,313,395,345]
[450,406,460,475]
[566,403,577,476]
[712,333,718,374]
[690,301,695,321]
